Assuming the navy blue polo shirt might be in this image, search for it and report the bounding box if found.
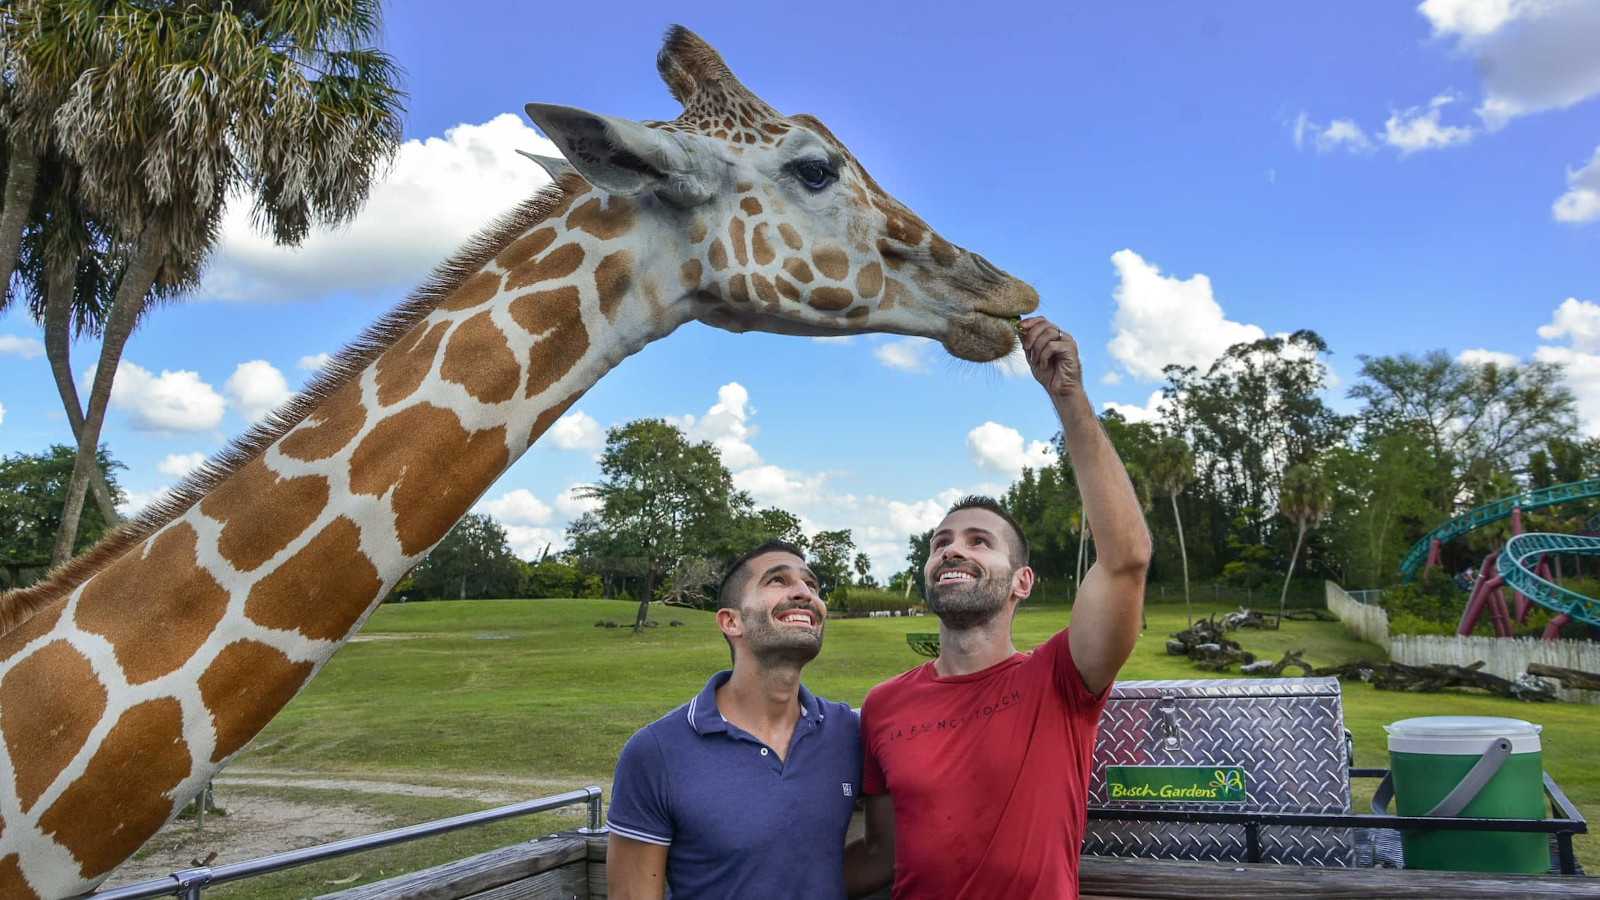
[607,670,862,899]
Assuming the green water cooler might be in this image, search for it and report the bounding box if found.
[1379,715,1547,873]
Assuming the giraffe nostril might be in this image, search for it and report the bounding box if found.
[972,253,1006,283]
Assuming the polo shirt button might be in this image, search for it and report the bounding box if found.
[760,748,769,756]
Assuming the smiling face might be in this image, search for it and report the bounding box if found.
[524,26,1038,363]
[719,550,828,667]
[925,508,1033,630]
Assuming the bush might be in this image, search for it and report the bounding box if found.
[829,586,923,616]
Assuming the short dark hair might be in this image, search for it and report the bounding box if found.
[943,495,1029,567]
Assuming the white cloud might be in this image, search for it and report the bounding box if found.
[670,382,761,470]
[1383,95,1476,154]
[1553,145,1600,224]
[199,114,561,303]
[874,338,933,373]
[1538,297,1600,351]
[1420,0,1600,130]
[1534,297,1600,435]
[1458,348,1522,368]
[1292,112,1376,155]
[158,452,208,478]
[503,525,564,560]
[117,486,174,517]
[735,464,830,509]
[1106,249,1267,381]
[0,401,6,426]
[298,352,333,372]
[966,421,1056,477]
[91,361,227,432]
[550,410,604,451]
[225,360,293,424]
[1101,370,1124,386]
[476,488,553,525]
[1103,391,1171,424]
[811,336,855,344]
[555,483,600,519]
[0,335,44,359]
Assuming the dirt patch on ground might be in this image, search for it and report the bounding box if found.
[99,768,609,890]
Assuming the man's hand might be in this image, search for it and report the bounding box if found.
[1020,317,1084,400]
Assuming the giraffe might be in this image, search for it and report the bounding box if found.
[0,25,1037,898]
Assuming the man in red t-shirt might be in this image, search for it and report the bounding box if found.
[844,316,1151,899]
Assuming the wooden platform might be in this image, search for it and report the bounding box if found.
[319,831,1600,899]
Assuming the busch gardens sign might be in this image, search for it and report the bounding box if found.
[1105,765,1248,803]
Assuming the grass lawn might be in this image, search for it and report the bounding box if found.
[209,596,1596,889]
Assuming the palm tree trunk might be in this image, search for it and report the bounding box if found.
[52,222,163,564]
[1171,493,1192,628]
[1278,520,1307,630]
[0,138,41,297]
[44,251,123,526]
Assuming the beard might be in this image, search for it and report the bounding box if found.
[926,564,1011,631]
[741,601,825,666]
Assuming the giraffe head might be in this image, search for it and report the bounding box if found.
[524,26,1038,363]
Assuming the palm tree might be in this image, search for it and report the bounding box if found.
[1277,462,1333,628]
[3,1,405,564]
[1150,436,1196,626]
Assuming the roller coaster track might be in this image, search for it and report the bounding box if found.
[1398,478,1600,582]
[1499,533,1600,628]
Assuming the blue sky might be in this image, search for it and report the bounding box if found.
[3,0,1599,577]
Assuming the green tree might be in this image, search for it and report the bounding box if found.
[1,0,405,564]
[0,444,124,588]
[1277,463,1333,625]
[733,505,809,554]
[853,551,877,589]
[1149,436,1196,625]
[410,513,523,600]
[905,528,933,599]
[521,556,600,599]
[810,529,856,600]
[568,419,746,631]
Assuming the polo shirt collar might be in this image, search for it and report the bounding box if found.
[687,669,825,736]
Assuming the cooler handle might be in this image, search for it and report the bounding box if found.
[1370,737,1513,817]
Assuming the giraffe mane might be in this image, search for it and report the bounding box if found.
[0,175,584,638]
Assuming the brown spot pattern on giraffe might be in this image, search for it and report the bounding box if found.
[680,259,703,290]
[689,219,708,243]
[348,405,509,557]
[782,258,815,284]
[883,278,908,311]
[200,458,330,572]
[0,599,63,657]
[595,250,634,322]
[846,306,870,320]
[39,698,190,880]
[857,262,884,299]
[726,274,749,303]
[280,381,367,462]
[493,228,557,271]
[567,196,636,240]
[775,275,801,301]
[708,239,728,271]
[751,273,778,305]
[244,515,382,643]
[75,523,228,685]
[930,235,959,268]
[374,320,449,406]
[0,855,39,900]
[740,197,762,216]
[751,224,775,266]
[810,288,853,311]
[778,223,803,251]
[506,243,585,292]
[441,311,520,404]
[199,639,316,762]
[812,246,850,280]
[729,219,749,266]
[1,640,107,811]
[508,286,591,400]
[438,271,504,312]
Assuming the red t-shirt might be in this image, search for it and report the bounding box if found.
[861,628,1109,899]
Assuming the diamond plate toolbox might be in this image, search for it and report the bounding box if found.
[1083,676,1353,866]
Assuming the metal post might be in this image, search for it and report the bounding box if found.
[172,867,212,900]
[1557,832,1577,875]
[578,786,606,834]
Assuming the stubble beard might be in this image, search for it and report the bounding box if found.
[927,567,1011,631]
[742,603,825,667]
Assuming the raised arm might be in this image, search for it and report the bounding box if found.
[1021,317,1152,694]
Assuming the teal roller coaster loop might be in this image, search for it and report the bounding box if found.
[1398,478,1600,582]
[1498,533,1600,629]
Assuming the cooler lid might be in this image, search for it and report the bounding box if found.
[1385,715,1542,754]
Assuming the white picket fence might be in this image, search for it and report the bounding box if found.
[1324,581,1389,646]
[1324,581,1600,704]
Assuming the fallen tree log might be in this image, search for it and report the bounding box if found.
[1528,662,1600,692]
[1314,659,1556,701]
[1242,649,1314,677]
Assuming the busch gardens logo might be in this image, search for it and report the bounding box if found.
[1105,765,1247,803]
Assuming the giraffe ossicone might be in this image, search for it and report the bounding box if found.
[0,24,1036,898]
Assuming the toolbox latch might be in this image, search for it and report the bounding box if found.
[1156,693,1179,746]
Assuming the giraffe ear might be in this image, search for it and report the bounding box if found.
[524,103,712,206]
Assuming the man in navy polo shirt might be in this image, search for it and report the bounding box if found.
[606,540,862,899]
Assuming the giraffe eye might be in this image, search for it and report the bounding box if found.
[790,159,837,191]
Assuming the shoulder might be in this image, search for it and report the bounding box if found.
[862,663,927,711]
[813,695,862,733]
[622,702,693,756]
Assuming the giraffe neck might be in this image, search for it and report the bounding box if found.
[0,177,689,898]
